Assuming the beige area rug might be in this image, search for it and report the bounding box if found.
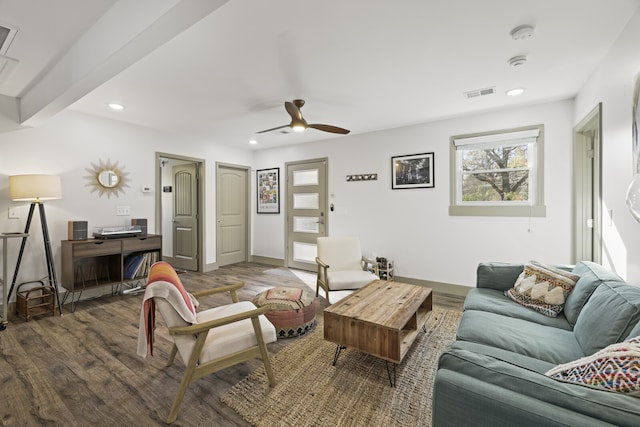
[221,308,462,426]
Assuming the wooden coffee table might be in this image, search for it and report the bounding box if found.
[323,280,433,386]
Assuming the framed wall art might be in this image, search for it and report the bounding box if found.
[391,152,434,189]
[257,167,280,214]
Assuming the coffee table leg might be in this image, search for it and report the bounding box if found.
[332,345,346,366]
[385,361,397,387]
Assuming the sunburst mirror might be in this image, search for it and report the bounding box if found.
[85,159,130,198]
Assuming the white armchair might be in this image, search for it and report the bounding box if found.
[137,262,277,423]
[315,236,380,303]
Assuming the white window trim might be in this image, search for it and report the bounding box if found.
[449,124,546,217]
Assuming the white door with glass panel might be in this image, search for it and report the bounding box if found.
[286,159,327,271]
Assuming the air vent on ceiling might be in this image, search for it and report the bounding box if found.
[463,86,496,99]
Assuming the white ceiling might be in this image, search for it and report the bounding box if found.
[1,0,638,149]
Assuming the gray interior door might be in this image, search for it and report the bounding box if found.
[286,159,328,271]
[172,163,198,271]
[216,164,248,267]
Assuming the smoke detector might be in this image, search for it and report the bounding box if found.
[510,25,535,41]
[508,55,528,68]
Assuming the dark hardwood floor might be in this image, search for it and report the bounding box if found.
[0,262,464,426]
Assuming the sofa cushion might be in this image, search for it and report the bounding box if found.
[456,310,584,364]
[546,336,640,396]
[435,345,640,426]
[565,261,625,327]
[505,262,580,317]
[464,288,572,330]
[574,282,640,355]
[476,263,526,291]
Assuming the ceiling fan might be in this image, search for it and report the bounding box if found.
[257,99,350,135]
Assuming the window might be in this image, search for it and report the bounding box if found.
[449,124,545,217]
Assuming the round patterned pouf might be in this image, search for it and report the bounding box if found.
[252,287,316,338]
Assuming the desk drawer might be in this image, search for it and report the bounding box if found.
[72,240,121,257]
[122,235,161,252]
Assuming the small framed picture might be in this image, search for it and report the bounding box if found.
[391,152,434,189]
[257,168,280,214]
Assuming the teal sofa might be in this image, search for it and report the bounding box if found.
[432,261,640,426]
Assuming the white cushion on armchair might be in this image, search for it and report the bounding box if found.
[327,270,380,290]
[316,236,379,302]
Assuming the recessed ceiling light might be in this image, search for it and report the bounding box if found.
[108,103,125,111]
[506,88,525,96]
[249,139,257,145]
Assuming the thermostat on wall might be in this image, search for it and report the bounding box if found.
[141,186,152,193]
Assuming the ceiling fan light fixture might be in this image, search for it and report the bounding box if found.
[256,99,350,135]
[291,117,307,132]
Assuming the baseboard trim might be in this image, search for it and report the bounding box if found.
[243,257,472,296]
[393,275,472,297]
[204,262,218,272]
[250,256,284,267]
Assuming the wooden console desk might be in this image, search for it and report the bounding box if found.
[61,234,161,309]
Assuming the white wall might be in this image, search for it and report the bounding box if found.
[0,110,253,292]
[253,99,575,287]
[575,8,640,283]
[6,6,640,295]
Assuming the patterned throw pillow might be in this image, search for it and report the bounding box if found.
[546,336,640,395]
[505,261,580,317]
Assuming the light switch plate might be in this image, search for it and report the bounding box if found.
[116,206,130,216]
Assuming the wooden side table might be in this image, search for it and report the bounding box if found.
[1,232,28,330]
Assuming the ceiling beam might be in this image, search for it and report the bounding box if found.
[19,0,229,127]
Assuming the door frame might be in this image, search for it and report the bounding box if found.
[284,157,329,269]
[215,162,251,267]
[573,103,602,263]
[155,152,206,272]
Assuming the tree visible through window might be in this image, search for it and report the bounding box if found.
[461,143,529,201]
[449,125,546,217]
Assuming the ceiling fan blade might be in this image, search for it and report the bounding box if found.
[285,101,302,120]
[308,123,351,134]
[256,124,290,134]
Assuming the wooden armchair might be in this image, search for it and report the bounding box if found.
[137,262,276,423]
[315,236,380,304]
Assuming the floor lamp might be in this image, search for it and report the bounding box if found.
[8,174,63,316]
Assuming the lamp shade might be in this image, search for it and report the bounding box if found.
[9,174,62,201]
